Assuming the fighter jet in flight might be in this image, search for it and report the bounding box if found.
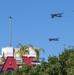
[49,38,60,41]
[51,13,63,18]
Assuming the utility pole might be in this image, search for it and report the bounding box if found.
[9,16,13,47]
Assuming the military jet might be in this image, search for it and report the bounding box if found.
[51,13,63,18]
[49,38,60,41]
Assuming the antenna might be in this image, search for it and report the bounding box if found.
[9,16,13,47]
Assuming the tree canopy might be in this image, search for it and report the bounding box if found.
[0,46,74,75]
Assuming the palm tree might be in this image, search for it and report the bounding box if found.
[23,44,44,61]
[15,43,44,62]
[33,47,44,61]
[14,43,32,65]
[14,43,29,57]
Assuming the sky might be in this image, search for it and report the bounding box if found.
[0,0,74,61]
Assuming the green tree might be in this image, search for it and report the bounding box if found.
[59,47,74,75]
[47,56,60,75]
[0,71,9,75]
[12,46,74,75]
[22,64,32,75]
[35,61,48,75]
[12,68,22,75]
[12,64,35,75]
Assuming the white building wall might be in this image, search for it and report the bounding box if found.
[1,47,36,62]
[1,47,14,58]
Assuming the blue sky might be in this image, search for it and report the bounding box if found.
[0,0,74,61]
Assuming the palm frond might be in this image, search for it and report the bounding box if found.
[16,43,23,48]
[28,44,33,48]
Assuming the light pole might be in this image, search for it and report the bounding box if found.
[9,16,13,47]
